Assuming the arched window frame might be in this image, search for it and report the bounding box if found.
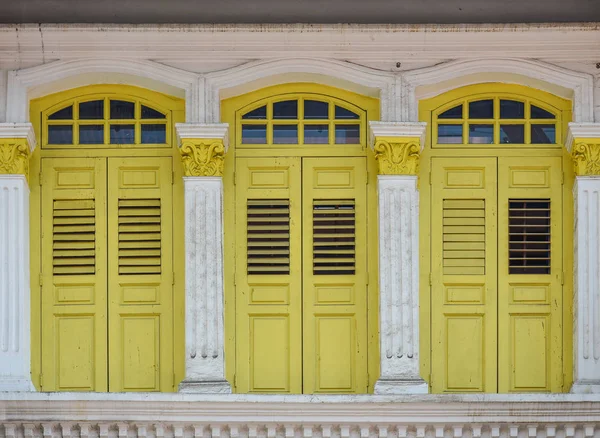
[38,89,176,149]
[235,93,367,148]
[420,84,572,149]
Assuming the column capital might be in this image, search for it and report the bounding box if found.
[368,122,427,176]
[0,123,36,180]
[175,123,229,177]
[566,123,600,176]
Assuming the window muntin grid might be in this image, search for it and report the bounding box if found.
[433,96,560,147]
[43,95,170,149]
[237,95,365,147]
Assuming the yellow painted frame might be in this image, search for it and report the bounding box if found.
[419,83,574,392]
[221,83,380,393]
[29,84,186,391]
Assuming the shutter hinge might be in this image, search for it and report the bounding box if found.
[39,373,43,388]
[39,273,43,287]
[561,172,565,185]
[172,272,175,285]
[429,273,432,286]
[233,171,237,186]
[561,271,565,285]
[39,172,43,185]
[172,171,175,184]
[173,372,176,388]
[233,374,237,388]
[429,171,432,185]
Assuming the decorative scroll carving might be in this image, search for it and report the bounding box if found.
[0,140,30,178]
[179,140,225,177]
[572,142,600,176]
[373,140,420,175]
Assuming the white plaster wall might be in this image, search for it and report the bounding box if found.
[0,70,7,123]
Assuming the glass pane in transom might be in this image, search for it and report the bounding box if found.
[79,100,104,120]
[242,105,267,120]
[304,125,329,144]
[49,105,73,120]
[500,125,525,144]
[469,124,493,144]
[273,100,298,120]
[531,125,556,144]
[531,105,555,119]
[500,100,524,119]
[110,100,135,119]
[438,104,463,119]
[437,125,462,144]
[469,100,494,119]
[141,105,166,119]
[304,100,329,119]
[335,106,359,120]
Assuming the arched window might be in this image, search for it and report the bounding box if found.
[236,95,366,147]
[43,95,172,148]
[433,95,561,147]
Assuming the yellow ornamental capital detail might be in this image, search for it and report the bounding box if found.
[0,140,30,178]
[572,142,600,176]
[179,140,226,177]
[373,140,420,175]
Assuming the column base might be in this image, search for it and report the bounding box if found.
[571,380,600,394]
[178,378,232,394]
[374,378,429,394]
[0,376,35,392]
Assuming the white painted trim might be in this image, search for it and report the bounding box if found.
[375,175,427,394]
[0,123,36,151]
[180,177,230,394]
[6,59,201,123]
[401,58,594,123]
[176,123,230,151]
[0,175,34,392]
[566,123,600,152]
[369,122,427,150]
[204,58,398,123]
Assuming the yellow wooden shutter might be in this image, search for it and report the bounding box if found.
[235,157,303,393]
[302,157,368,394]
[40,157,108,391]
[430,157,498,393]
[497,157,563,392]
[107,157,174,392]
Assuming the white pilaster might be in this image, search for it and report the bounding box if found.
[0,174,34,391]
[572,177,600,393]
[374,175,427,394]
[179,176,231,393]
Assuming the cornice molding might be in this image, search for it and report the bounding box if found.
[2,24,599,68]
[6,59,201,123]
[566,123,600,152]
[401,58,594,123]
[0,123,36,151]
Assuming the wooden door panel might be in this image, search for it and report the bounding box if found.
[107,157,174,392]
[302,157,368,394]
[430,157,498,393]
[235,157,303,393]
[498,157,563,392]
[40,158,108,391]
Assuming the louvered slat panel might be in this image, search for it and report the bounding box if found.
[313,199,355,275]
[443,199,485,275]
[118,198,161,275]
[247,199,290,275]
[509,199,551,275]
[52,199,96,275]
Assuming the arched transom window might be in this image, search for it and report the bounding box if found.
[237,95,365,147]
[42,95,171,148]
[434,96,560,147]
